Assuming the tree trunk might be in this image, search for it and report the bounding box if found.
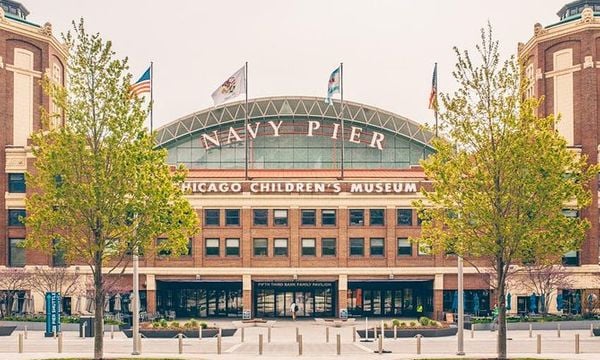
[93,253,104,360]
[497,260,507,360]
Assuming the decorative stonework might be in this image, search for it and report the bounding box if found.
[534,23,546,37]
[38,22,52,36]
[584,55,594,68]
[581,7,594,24]
[0,7,5,23]
[536,68,543,80]
[517,42,524,55]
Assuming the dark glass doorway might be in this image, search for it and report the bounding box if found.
[254,281,335,318]
[347,280,433,317]
[156,280,242,318]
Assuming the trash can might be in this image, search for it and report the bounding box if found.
[79,316,94,337]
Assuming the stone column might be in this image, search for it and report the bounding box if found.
[433,273,444,321]
[146,274,157,313]
[243,274,252,317]
[338,274,348,317]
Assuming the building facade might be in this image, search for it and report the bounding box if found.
[2,0,600,320]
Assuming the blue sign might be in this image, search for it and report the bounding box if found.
[45,292,61,336]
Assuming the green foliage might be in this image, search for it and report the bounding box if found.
[399,322,407,328]
[414,23,599,359]
[409,321,416,327]
[391,319,400,327]
[419,317,430,326]
[160,319,168,328]
[200,321,208,329]
[152,321,161,329]
[170,321,180,328]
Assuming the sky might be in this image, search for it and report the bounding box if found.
[24,0,567,129]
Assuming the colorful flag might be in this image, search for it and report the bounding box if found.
[130,66,151,97]
[325,66,341,105]
[212,65,246,106]
[428,63,438,111]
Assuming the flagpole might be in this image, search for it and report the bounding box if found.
[340,62,344,179]
[150,61,154,132]
[434,62,438,138]
[244,61,249,181]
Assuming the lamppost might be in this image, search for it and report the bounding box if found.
[457,255,465,356]
[132,249,140,355]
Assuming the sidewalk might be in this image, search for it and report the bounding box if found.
[1,319,599,359]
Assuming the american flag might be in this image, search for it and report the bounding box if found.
[428,63,438,111]
[130,66,151,97]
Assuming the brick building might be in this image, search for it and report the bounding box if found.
[2,0,600,320]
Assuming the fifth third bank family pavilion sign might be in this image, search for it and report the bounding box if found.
[182,181,420,194]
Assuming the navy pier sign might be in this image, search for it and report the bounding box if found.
[45,292,61,337]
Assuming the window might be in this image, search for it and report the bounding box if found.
[205,238,220,256]
[8,173,25,193]
[418,242,431,256]
[563,250,580,266]
[301,238,316,256]
[204,209,220,226]
[225,238,240,256]
[253,209,268,226]
[157,237,192,256]
[322,238,336,256]
[9,238,25,267]
[301,209,316,226]
[370,238,384,256]
[349,238,364,256]
[225,209,240,226]
[370,209,385,226]
[322,209,336,226]
[52,238,65,267]
[349,209,364,226]
[273,209,288,226]
[253,238,268,256]
[8,209,26,226]
[274,238,288,256]
[397,209,413,226]
[397,238,412,256]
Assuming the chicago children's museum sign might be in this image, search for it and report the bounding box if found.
[182,181,420,194]
[200,120,386,150]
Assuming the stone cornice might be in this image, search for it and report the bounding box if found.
[520,20,600,60]
[0,12,67,59]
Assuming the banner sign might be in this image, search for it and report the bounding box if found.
[255,281,334,288]
[45,292,61,336]
[183,181,419,195]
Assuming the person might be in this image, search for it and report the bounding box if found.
[491,304,499,331]
[290,301,298,321]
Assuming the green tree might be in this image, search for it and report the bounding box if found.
[24,21,198,359]
[415,25,597,359]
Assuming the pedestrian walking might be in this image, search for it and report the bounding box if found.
[290,301,298,320]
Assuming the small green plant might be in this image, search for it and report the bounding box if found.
[429,320,438,327]
[200,321,208,329]
[189,318,198,328]
[399,322,407,328]
[152,321,161,329]
[171,321,180,328]
[160,319,168,328]
[409,321,416,327]
[392,319,400,327]
[419,317,430,326]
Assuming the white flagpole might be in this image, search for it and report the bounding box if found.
[150,62,154,132]
[244,62,249,180]
[340,63,344,179]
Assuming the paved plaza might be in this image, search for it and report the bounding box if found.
[1,319,600,359]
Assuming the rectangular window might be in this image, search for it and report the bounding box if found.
[397,209,413,226]
[301,238,316,256]
[349,209,364,226]
[204,209,220,226]
[9,238,25,267]
[370,238,385,256]
[52,238,65,267]
[225,209,240,226]
[274,238,288,256]
[273,209,288,226]
[321,238,336,256]
[322,209,336,226]
[8,209,26,226]
[349,238,364,256]
[562,250,580,266]
[253,209,268,226]
[253,238,268,256]
[205,238,220,256]
[301,209,316,226]
[418,242,431,256]
[397,238,412,256]
[225,238,240,257]
[8,173,25,193]
[370,209,385,226]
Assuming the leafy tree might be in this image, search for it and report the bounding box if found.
[415,25,597,359]
[24,20,198,359]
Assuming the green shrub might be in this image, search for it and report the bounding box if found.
[430,320,438,327]
[160,319,168,328]
[399,322,407,328]
[200,321,208,329]
[392,319,400,327]
[409,321,416,327]
[189,318,198,328]
[171,321,180,328]
[419,317,430,326]
[152,321,161,329]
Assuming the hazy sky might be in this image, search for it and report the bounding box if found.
[24,0,566,129]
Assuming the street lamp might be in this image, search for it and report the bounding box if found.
[457,255,465,356]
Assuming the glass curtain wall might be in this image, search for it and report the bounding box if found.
[156,281,242,318]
